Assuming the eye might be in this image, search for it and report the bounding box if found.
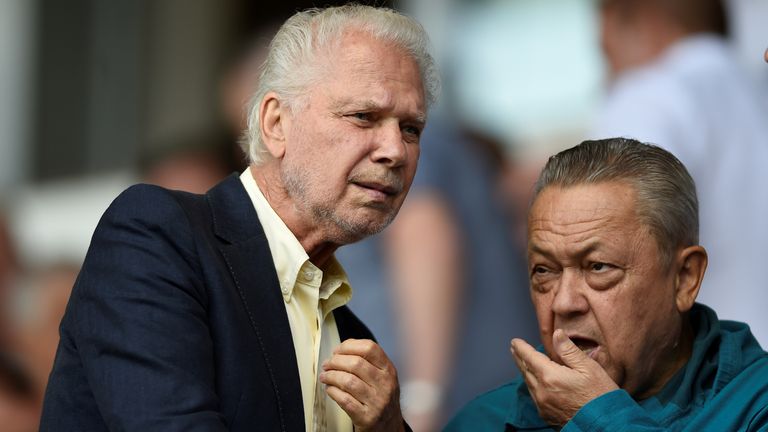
[528,254,563,293]
[402,125,421,137]
[585,261,623,290]
[400,125,421,144]
[530,265,556,293]
[531,265,557,279]
[351,112,371,122]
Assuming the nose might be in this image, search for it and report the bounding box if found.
[550,268,590,317]
[370,121,409,168]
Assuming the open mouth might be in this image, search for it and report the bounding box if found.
[568,336,599,357]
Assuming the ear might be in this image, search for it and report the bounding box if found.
[259,91,288,159]
[673,245,708,312]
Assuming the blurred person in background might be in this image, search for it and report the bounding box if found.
[40,4,437,431]
[0,213,18,345]
[447,138,768,431]
[0,213,38,431]
[11,265,78,403]
[1,213,77,430]
[140,22,282,195]
[139,25,271,194]
[337,116,539,430]
[140,133,237,194]
[0,352,38,432]
[592,0,768,345]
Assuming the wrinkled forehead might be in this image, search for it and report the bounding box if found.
[314,30,425,98]
[530,182,639,220]
[527,183,654,247]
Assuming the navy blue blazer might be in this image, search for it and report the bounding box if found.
[40,174,376,431]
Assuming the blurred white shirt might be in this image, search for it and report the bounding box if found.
[592,34,768,347]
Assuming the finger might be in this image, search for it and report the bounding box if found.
[552,329,591,370]
[320,369,373,402]
[322,353,378,380]
[511,338,553,375]
[325,384,368,423]
[332,339,390,369]
[510,340,539,388]
[510,341,527,374]
[518,361,540,389]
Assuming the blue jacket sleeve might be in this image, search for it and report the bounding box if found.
[564,390,663,432]
[747,405,768,431]
[47,184,227,431]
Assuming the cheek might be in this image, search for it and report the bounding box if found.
[410,143,421,164]
[408,149,420,174]
[594,296,646,373]
[401,160,419,192]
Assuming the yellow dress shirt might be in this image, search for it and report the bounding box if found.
[240,168,353,432]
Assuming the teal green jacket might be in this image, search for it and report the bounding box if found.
[445,304,768,431]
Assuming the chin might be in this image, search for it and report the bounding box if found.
[332,218,390,244]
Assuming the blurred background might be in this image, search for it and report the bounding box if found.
[0,0,766,430]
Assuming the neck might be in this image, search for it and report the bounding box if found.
[249,163,340,267]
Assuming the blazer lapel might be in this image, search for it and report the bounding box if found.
[334,306,375,342]
[207,175,304,432]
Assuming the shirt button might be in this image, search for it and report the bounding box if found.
[303,269,315,280]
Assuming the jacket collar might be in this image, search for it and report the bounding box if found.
[504,380,550,430]
[207,174,263,245]
[206,174,305,432]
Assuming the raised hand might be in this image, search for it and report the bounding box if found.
[511,329,619,427]
[320,339,405,432]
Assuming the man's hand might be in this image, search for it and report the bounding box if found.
[511,329,619,427]
[320,339,405,432]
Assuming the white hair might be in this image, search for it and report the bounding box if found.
[241,4,439,165]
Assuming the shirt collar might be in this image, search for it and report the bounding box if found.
[319,256,352,315]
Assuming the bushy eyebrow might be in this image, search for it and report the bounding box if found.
[331,98,426,125]
[329,96,383,113]
[528,243,557,263]
[528,239,601,262]
[406,113,427,129]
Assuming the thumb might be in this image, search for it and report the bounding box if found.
[553,329,590,370]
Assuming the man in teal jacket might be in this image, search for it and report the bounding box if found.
[446,138,768,431]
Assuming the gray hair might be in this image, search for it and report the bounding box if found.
[532,137,699,265]
[242,4,439,165]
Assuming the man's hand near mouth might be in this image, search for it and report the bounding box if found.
[510,329,619,428]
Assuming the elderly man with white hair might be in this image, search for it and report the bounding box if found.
[40,5,438,431]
